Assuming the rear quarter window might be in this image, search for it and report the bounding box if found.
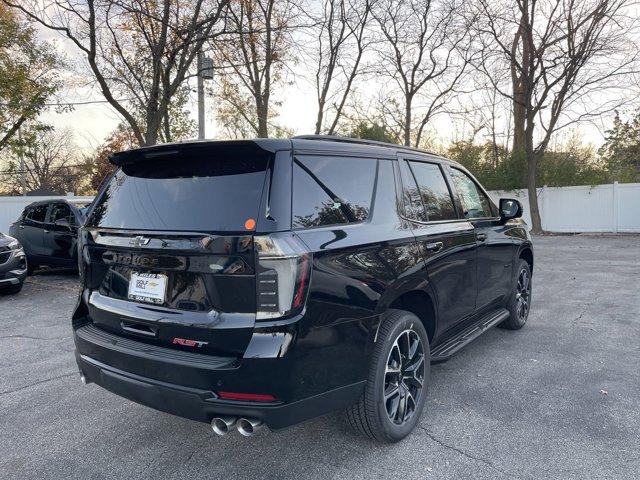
[292,155,377,229]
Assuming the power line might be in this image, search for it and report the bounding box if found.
[0,162,98,175]
[0,98,134,107]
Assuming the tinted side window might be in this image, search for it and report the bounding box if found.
[408,161,457,221]
[399,161,427,222]
[450,168,493,219]
[49,203,71,223]
[292,155,376,229]
[27,204,48,223]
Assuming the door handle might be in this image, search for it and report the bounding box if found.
[476,233,487,242]
[425,241,444,253]
[44,229,50,234]
[19,225,24,229]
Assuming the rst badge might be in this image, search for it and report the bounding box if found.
[172,337,208,348]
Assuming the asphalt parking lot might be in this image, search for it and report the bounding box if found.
[1,235,638,480]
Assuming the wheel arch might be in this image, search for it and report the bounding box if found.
[518,245,534,272]
[382,289,438,345]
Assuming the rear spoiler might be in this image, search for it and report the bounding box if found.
[108,139,291,166]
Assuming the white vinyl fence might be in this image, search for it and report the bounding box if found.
[1,183,639,235]
[488,182,640,233]
[0,195,94,234]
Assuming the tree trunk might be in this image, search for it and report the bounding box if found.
[314,105,324,135]
[512,94,526,155]
[404,96,412,147]
[525,129,543,233]
[255,97,269,138]
[257,108,268,137]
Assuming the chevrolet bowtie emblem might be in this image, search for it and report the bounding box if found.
[130,235,151,247]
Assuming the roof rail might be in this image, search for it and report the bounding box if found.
[292,134,439,157]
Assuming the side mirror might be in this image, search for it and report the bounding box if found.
[54,218,71,230]
[499,198,522,222]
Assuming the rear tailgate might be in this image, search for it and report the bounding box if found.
[80,141,286,356]
[84,230,256,355]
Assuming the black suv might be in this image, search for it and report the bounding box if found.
[73,136,533,442]
[9,200,85,273]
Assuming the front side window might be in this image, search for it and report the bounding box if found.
[292,155,377,229]
[49,203,72,224]
[27,204,48,223]
[408,161,457,221]
[449,168,493,219]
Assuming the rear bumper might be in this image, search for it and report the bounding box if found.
[74,323,365,430]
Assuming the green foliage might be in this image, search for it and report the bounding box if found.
[598,111,640,183]
[446,141,525,190]
[447,139,610,190]
[347,121,398,144]
[0,4,62,151]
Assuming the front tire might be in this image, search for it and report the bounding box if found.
[501,259,532,330]
[346,309,430,443]
[1,282,23,295]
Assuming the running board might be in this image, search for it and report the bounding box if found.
[430,308,510,363]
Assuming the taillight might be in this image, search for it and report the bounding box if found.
[254,233,312,320]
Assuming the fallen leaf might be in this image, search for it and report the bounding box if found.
[599,389,608,395]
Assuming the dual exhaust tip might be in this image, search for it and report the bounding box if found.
[211,416,263,437]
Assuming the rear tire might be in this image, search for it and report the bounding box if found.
[346,309,430,443]
[500,259,532,330]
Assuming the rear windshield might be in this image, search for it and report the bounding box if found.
[86,151,270,232]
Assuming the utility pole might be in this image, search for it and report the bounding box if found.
[18,128,25,195]
[197,31,214,140]
[197,35,205,140]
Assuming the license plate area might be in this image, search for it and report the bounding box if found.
[128,272,168,305]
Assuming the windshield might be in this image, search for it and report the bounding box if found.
[86,151,271,232]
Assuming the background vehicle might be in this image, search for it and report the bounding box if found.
[9,200,86,274]
[72,136,533,443]
[0,233,28,294]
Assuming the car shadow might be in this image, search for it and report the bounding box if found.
[31,267,78,278]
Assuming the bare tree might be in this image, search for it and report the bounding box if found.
[212,0,302,138]
[312,0,371,135]
[372,0,475,147]
[2,124,85,194]
[475,0,638,233]
[4,0,229,146]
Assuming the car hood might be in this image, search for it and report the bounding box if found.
[0,233,17,248]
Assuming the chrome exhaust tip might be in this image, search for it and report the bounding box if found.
[237,418,263,437]
[211,416,237,436]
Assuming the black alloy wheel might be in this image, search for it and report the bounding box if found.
[384,329,425,425]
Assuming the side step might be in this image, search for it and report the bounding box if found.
[430,308,510,363]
